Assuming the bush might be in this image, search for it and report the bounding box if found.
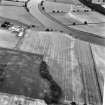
[83,104,87,105]
[84,10,89,12]
[1,21,11,28]
[60,30,63,33]
[45,28,50,31]
[70,102,77,105]
[84,10,87,12]
[72,22,76,25]
[41,1,44,6]
[73,10,75,12]
[84,21,87,24]
[50,29,53,31]
[52,10,55,13]
[1,24,7,28]
[77,10,79,12]
[57,11,59,13]
[42,7,45,10]
[31,25,35,28]
[0,76,4,82]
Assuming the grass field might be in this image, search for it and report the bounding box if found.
[0,47,44,99]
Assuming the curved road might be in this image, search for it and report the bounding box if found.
[27,0,105,47]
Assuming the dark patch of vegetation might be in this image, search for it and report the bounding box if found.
[39,61,62,104]
[40,61,53,81]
